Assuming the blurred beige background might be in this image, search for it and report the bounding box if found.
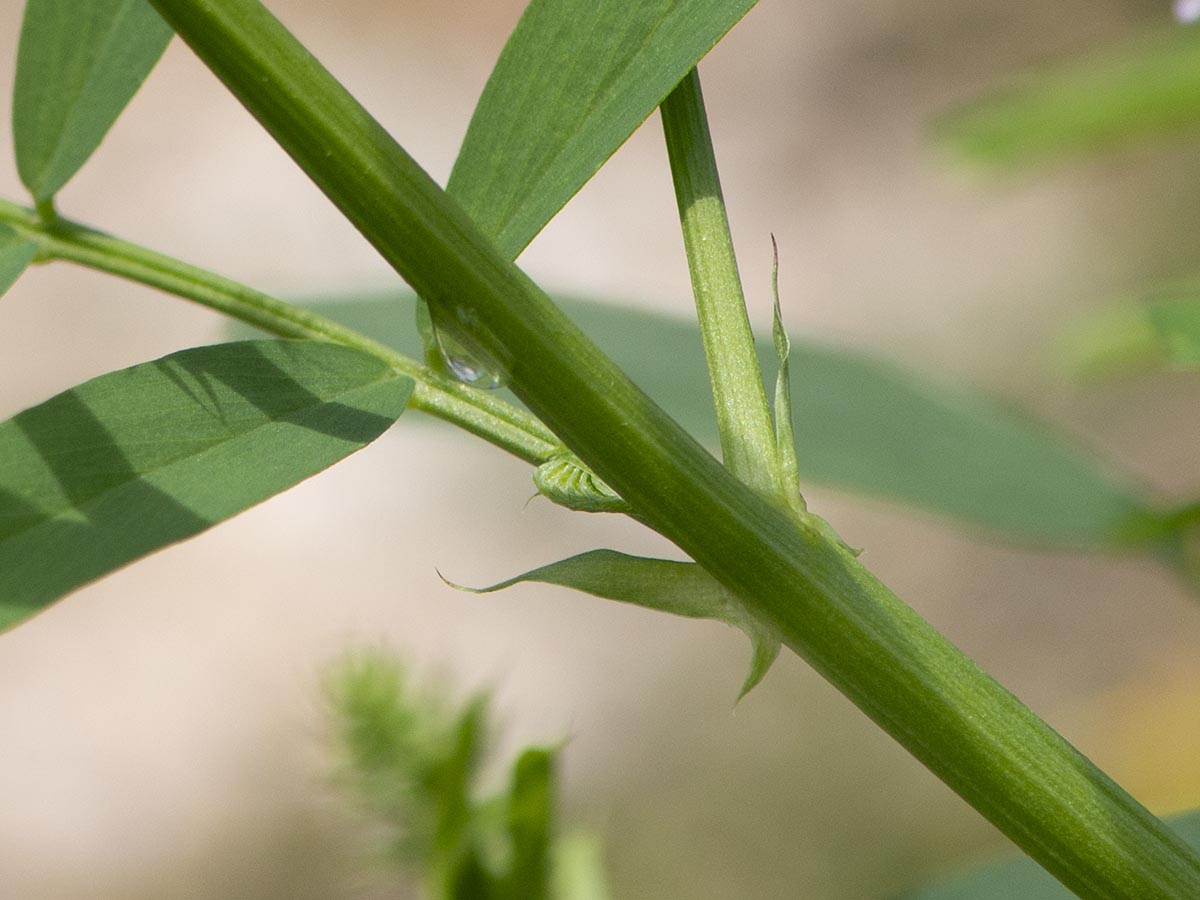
[2,1,1200,898]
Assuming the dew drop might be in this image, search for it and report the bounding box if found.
[435,328,505,388]
[1176,0,1200,23]
[428,305,508,389]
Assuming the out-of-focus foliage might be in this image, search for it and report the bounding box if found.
[1066,288,1200,377]
[936,26,1200,168]
[938,16,1200,594]
[896,809,1200,899]
[232,294,1163,554]
[326,651,610,900]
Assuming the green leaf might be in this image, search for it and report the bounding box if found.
[503,748,556,900]
[438,700,490,865]
[0,340,410,629]
[1147,298,1200,364]
[448,0,759,259]
[897,808,1200,899]
[783,343,1149,550]
[558,303,1156,551]
[13,0,174,202]
[230,293,1154,551]
[0,223,40,298]
[935,28,1200,169]
[462,549,781,698]
[550,833,611,900]
[1066,289,1200,376]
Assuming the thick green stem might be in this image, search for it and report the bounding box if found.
[0,197,560,465]
[144,1,1200,895]
[660,69,779,499]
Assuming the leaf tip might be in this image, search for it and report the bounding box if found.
[735,633,781,702]
[437,568,480,594]
[437,567,522,596]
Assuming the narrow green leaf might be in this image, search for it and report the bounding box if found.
[433,701,487,866]
[1061,305,1169,379]
[1067,290,1200,376]
[503,748,556,900]
[449,853,497,900]
[0,223,40,297]
[784,344,1149,551]
[897,809,1200,899]
[935,28,1200,169]
[461,549,780,698]
[13,0,174,202]
[236,294,1154,551]
[0,340,410,628]
[448,0,759,258]
[550,833,612,900]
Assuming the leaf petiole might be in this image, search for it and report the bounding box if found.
[660,68,780,499]
[0,196,563,466]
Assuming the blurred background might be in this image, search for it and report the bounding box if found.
[2,0,1200,897]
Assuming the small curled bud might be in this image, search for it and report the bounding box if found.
[533,455,629,514]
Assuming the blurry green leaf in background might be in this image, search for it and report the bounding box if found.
[1067,288,1200,376]
[897,809,1200,899]
[231,294,1162,554]
[936,26,1200,169]
[328,650,610,900]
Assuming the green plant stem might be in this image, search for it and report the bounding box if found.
[34,197,57,224]
[144,1,1200,895]
[0,197,560,465]
[660,68,779,499]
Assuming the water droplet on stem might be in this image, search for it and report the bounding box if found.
[428,304,508,389]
